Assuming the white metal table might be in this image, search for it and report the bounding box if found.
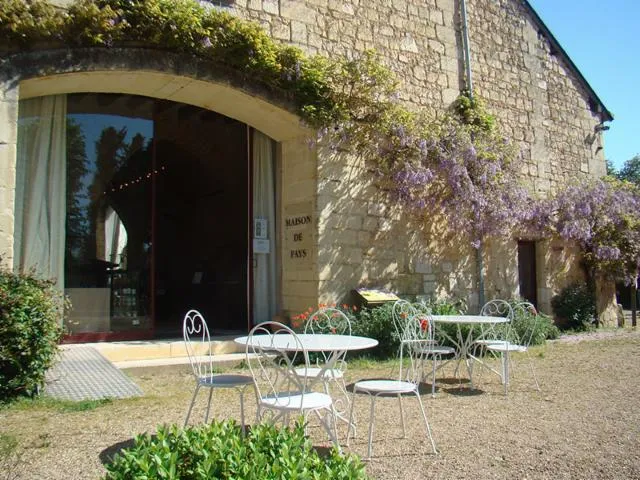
[234,333,378,354]
[431,315,508,388]
[234,333,378,423]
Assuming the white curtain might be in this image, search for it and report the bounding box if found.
[252,130,277,325]
[14,95,67,291]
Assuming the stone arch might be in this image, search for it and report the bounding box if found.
[4,47,310,141]
[1,47,319,317]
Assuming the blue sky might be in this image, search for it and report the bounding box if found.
[527,0,639,170]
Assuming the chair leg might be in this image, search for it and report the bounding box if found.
[432,356,438,397]
[367,395,377,460]
[204,387,214,423]
[527,351,541,391]
[238,387,246,435]
[316,406,340,451]
[398,394,406,438]
[184,384,201,428]
[346,388,357,446]
[503,350,510,396]
[414,390,437,454]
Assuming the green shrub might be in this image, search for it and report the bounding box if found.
[350,302,397,359]
[0,269,63,401]
[416,298,467,350]
[551,282,596,331]
[104,420,368,480]
[508,301,559,345]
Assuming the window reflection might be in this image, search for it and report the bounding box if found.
[64,94,153,333]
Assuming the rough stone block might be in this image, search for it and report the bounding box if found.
[291,20,307,43]
[362,217,379,232]
[271,21,291,40]
[367,203,386,217]
[281,0,317,22]
[400,35,419,53]
[0,101,18,145]
[263,0,279,15]
[415,262,432,274]
[423,281,436,293]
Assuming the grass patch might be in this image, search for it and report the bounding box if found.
[0,434,18,460]
[2,396,113,413]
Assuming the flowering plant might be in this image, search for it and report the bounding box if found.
[537,178,640,285]
[290,303,358,332]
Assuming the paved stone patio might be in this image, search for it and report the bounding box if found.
[44,346,142,401]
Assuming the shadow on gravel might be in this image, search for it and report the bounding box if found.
[442,386,485,396]
[99,437,138,465]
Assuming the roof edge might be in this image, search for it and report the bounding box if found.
[522,0,613,122]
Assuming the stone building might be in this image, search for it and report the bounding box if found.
[0,0,612,340]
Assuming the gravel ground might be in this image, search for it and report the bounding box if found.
[1,329,639,480]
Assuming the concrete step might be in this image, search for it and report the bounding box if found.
[112,352,252,370]
[66,336,242,363]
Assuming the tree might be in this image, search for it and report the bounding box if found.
[617,154,640,186]
[65,118,89,265]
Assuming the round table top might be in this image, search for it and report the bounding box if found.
[234,333,379,352]
[431,315,508,324]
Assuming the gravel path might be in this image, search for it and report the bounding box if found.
[1,330,639,479]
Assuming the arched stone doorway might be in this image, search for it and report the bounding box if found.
[1,48,318,341]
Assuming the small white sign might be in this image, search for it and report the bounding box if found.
[254,218,268,239]
[253,238,270,254]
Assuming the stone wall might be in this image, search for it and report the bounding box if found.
[0,80,18,269]
[226,0,606,314]
[3,1,610,318]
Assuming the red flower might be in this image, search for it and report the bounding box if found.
[420,319,429,332]
[330,327,337,334]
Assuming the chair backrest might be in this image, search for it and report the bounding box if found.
[480,299,514,320]
[392,299,418,340]
[304,308,352,336]
[183,309,212,380]
[304,307,352,371]
[479,299,515,341]
[398,312,437,384]
[245,321,308,411]
[512,301,540,347]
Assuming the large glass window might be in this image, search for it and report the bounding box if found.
[17,92,271,338]
[64,94,154,334]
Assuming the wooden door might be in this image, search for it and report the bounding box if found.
[517,241,538,307]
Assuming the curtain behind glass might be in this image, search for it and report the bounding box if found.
[252,130,277,325]
[15,95,67,291]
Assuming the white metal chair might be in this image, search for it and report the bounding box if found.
[294,308,352,422]
[406,312,455,397]
[245,321,339,447]
[346,315,437,460]
[392,299,455,393]
[485,301,541,395]
[183,310,254,430]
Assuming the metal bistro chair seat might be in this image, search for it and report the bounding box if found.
[246,322,340,448]
[183,310,254,430]
[347,314,438,460]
